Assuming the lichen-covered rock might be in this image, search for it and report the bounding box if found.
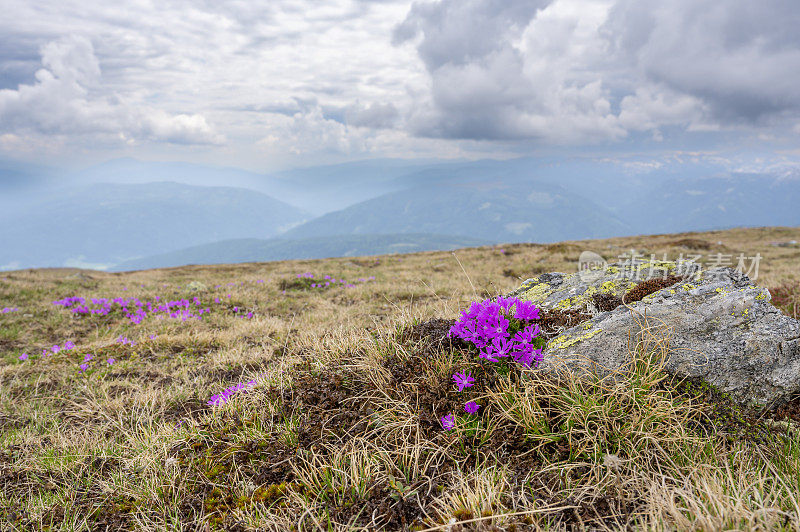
[186,281,208,292]
[512,262,800,408]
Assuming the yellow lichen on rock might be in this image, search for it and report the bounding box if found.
[517,281,554,303]
[547,326,604,351]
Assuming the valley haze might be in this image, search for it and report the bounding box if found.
[2,154,799,271]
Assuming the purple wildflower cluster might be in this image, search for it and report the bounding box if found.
[116,336,135,345]
[207,380,257,406]
[77,353,115,374]
[42,340,76,357]
[15,337,112,374]
[231,306,254,319]
[18,339,76,363]
[1,307,18,314]
[297,272,376,289]
[440,296,544,431]
[448,296,543,367]
[53,295,215,324]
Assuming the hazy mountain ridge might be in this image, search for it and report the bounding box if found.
[281,180,632,243]
[2,155,799,271]
[0,181,309,270]
[113,233,494,271]
[620,173,800,234]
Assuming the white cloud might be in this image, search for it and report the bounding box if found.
[0,36,224,146]
[605,0,800,123]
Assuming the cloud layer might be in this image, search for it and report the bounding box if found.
[0,0,798,165]
[0,36,224,147]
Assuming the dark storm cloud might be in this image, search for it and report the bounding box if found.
[604,0,800,123]
[393,0,548,69]
[393,0,561,140]
[0,37,42,90]
[394,0,800,142]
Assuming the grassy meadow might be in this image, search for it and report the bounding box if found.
[2,226,800,531]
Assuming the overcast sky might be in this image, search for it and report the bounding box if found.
[1,0,799,171]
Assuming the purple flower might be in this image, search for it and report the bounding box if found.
[83,353,93,362]
[63,341,75,350]
[18,353,28,361]
[514,300,540,321]
[207,380,257,407]
[495,296,516,313]
[480,336,513,363]
[452,371,475,392]
[441,413,455,431]
[51,345,60,354]
[464,401,480,414]
[512,324,540,344]
[107,358,115,365]
[79,363,88,373]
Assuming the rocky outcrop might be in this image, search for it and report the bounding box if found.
[511,261,800,408]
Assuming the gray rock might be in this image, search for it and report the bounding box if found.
[511,261,800,408]
[186,281,208,292]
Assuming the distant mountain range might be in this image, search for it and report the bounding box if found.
[0,182,308,270]
[1,155,799,271]
[113,233,494,271]
[620,172,800,234]
[281,180,630,243]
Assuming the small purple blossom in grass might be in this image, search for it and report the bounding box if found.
[107,358,115,365]
[83,354,93,362]
[1,307,19,313]
[149,334,157,340]
[79,363,88,373]
[51,344,60,354]
[18,353,28,361]
[452,371,475,392]
[63,341,75,350]
[441,413,455,431]
[464,401,481,414]
[207,380,257,406]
